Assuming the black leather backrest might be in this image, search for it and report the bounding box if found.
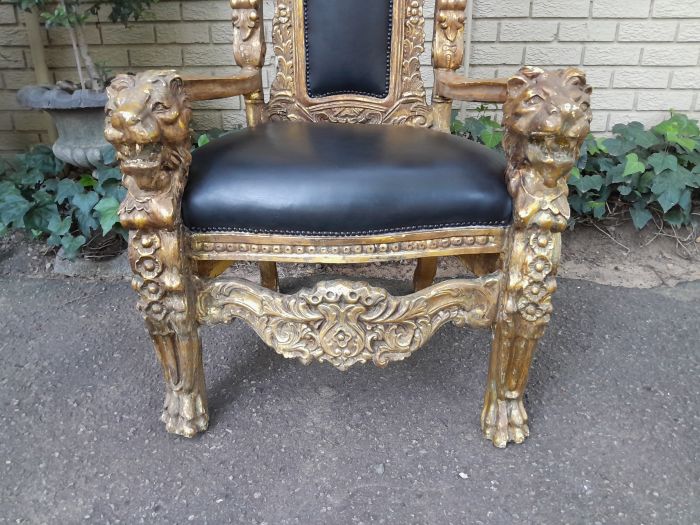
[304,0,393,99]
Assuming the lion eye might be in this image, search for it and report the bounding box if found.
[580,102,590,112]
[526,95,545,106]
[152,102,169,112]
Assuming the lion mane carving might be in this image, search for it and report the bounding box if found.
[503,67,592,231]
[104,70,192,229]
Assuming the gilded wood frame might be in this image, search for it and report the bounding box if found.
[104,0,592,447]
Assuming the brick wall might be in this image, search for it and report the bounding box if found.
[0,0,698,154]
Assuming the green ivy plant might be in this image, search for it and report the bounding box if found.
[453,111,700,230]
[0,145,125,259]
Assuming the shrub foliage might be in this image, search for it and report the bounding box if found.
[453,110,699,229]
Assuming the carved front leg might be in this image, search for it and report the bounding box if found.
[106,71,208,437]
[483,67,592,447]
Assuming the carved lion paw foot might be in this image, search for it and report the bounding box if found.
[481,396,530,448]
[161,389,208,438]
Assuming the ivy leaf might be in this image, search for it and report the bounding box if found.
[79,175,97,189]
[622,153,646,177]
[648,152,678,175]
[60,234,86,261]
[56,179,83,204]
[197,134,211,147]
[93,197,121,234]
[602,137,635,157]
[48,215,72,236]
[71,191,99,216]
[629,203,653,230]
[574,174,604,193]
[25,203,60,233]
[0,193,32,227]
[95,166,122,184]
[653,114,699,152]
[480,126,503,148]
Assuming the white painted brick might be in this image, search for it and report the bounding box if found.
[617,21,678,42]
[614,69,670,88]
[592,0,651,18]
[525,45,583,65]
[636,91,695,111]
[471,21,498,42]
[156,23,211,44]
[642,45,700,66]
[471,44,524,65]
[0,27,28,46]
[182,1,233,21]
[129,46,182,67]
[0,112,12,131]
[558,21,617,42]
[49,26,100,46]
[653,0,700,18]
[584,45,641,65]
[500,21,559,42]
[101,24,155,45]
[1,70,36,90]
[211,22,234,44]
[0,5,16,24]
[592,89,636,110]
[0,131,40,150]
[678,23,700,42]
[532,0,590,18]
[473,0,530,18]
[191,110,223,130]
[89,47,130,68]
[13,111,50,131]
[584,68,614,88]
[0,47,24,68]
[222,109,247,130]
[0,93,21,111]
[590,111,610,132]
[150,2,182,21]
[671,69,700,89]
[184,45,235,67]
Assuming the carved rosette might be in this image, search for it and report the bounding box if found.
[198,277,499,370]
[267,0,431,127]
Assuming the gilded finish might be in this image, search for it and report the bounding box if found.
[482,66,592,447]
[190,228,505,263]
[104,1,592,446]
[197,276,499,371]
[105,71,208,437]
[267,0,432,126]
[431,0,467,132]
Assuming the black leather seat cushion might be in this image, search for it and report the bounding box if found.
[182,122,512,236]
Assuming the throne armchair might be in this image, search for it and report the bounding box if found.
[105,0,592,447]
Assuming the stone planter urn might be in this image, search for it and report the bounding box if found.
[17,86,114,169]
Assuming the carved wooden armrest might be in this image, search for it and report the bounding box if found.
[183,70,262,101]
[104,70,193,230]
[434,70,508,103]
[502,67,593,232]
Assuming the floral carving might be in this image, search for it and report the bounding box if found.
[231,0,265,69]
[198,277,499,370]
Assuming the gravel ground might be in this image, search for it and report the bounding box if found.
[0,276,698,524]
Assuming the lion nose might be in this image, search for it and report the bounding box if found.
[112,110,140,127]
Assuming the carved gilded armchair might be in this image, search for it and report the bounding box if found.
[104,0,592,447]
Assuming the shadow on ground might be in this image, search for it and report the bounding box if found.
[0,276,698,524]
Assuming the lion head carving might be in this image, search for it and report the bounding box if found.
[503,67,592,187]
[105,71,191,186]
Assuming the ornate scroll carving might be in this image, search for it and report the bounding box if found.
[231,0,266,126]
[267,0,431,127]
[198,277,499,370]
[503,66,593,232]
[433,0,467,70]
[105,71,208,437]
